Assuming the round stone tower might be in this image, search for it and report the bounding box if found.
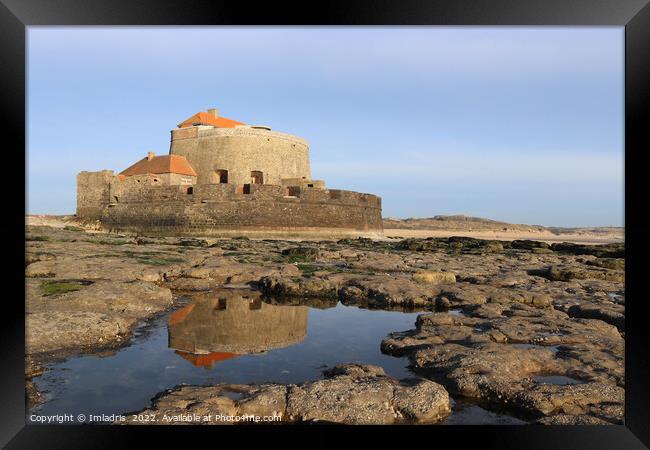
[169,109,311,186]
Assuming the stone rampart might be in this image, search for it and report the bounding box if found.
[99,183,383,238]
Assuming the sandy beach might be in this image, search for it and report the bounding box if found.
[382,228,624,245]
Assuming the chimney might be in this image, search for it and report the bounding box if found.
[147,151,155,161]
[207,108,219,118]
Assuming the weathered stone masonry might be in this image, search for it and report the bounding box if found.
[77,108,383,238]
[170,126,311,186]
[99,182,382,238]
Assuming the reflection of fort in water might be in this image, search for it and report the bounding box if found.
[168,289,308,368]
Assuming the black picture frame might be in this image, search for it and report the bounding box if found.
[2,0,648,447]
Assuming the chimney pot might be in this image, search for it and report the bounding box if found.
[147,151,155,160]
[207,108,219,118]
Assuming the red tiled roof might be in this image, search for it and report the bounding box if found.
[120,154,197,177]
[178,111,245,129]
[175,350,240,368]
[168,304,196,326]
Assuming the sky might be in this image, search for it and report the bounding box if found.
[27,27,624,227]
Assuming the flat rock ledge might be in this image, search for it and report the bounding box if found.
[381,302,624,424]
[120,364,451,425]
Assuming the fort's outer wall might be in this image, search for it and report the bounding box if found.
[77,170,115,220]
[170,127,311,186]
[101,183,383,238]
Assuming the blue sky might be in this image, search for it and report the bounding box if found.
[27,27,624,226]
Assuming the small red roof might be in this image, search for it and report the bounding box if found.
[120,154,197,177]
[175,350,240,368]
[178,111,245,129]
[168,304,196,326]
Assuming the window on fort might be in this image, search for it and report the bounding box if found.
[243,184,251,194]
[113,196,119,203]
[215,298,227,310]
[250,171,263,185]
[215,169,228,184]
[307,184,314,187]
[285,186,300,197]
[186,187,193,195]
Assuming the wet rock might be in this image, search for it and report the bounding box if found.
[396,237,505,254]
[182,258,300,286]
[381,302,624,422]
[585,258,625,271]
[25,252,56,267]
[237,385,288,418]
[26,380,44,409]
[335,237,390,251]
[25,249,199,283]
[258,276,338,298]
[531,248,555,254]
[567,304,625,331]
[178,238,209,247]
[26,279,173,358]
[342,251,411,273]
[436,284,552,308]
[124,364,450,425]
[509,382,623,422]
[488,290,553,308]
[436,283,493,306]
[165,277,216,291]
[550,242,624,258]
[511,240,550,250]
[26,311,133,356]
[529,266,623,283]
[412,271,456,285]
[339,275,444,307]
[281,246,320,261]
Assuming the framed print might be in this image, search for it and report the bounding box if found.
[2,0,649,447]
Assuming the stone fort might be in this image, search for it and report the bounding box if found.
[77,108,383,238]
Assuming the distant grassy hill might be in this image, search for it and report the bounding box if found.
[382,215,622,235]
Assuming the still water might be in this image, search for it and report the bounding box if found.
[32,289,422,418]
[31,288,527,424]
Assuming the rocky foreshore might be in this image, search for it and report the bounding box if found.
[25,221,625,424]
[119,364,450,425]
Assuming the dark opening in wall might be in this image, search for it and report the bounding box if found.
[113,196,119,203]
[215,169,228,184]
[285,186,300,197]
[186,187,193,195]
[250,171,263,185]
[307,184,314,187]
[215,298,227,310]
[243,184,251,194]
